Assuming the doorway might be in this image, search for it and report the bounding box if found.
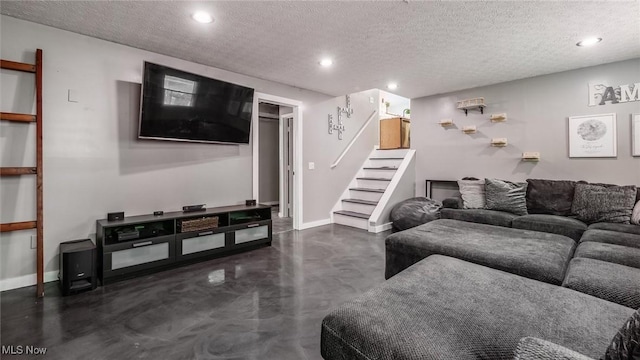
[252,93,303,230]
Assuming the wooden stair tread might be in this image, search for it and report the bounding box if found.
[349,187,385,193]
[342,199,378,205]
[357,177,391,181]
[334,210,369,219]
[1,167,37,176]
[362,167,397,170]
[369,157,404,160]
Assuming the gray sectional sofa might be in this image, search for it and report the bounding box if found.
[320,178,640,360]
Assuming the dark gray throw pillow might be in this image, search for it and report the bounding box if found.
[485,178,528,216]
[604,308,640,360]
[526,179,577,216]
[572,183,637,224]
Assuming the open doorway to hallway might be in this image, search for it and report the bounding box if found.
[258,102,293,234]
[252,93,303,231]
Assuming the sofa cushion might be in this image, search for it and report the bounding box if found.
[604,308,640,360]
[485,178,529,216]
[574,241,640,269]
[440,208,518,228]
[321,255,634,360]
[588,222,640,235]
[526,179,578,216]
[633,200,640,225]
[562,257,640,309]
[514,337,595,360]
[572,183,637,224]
[511,214,587,242]
[580,229,640,249]
[458,178,486,209]
[385,219,576,283]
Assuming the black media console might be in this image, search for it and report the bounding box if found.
[96,204,272,284]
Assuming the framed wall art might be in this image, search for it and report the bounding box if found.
[633,114,640,157]
[568,113,617,158]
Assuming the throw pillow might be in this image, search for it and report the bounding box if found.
[632,201,640,226]
[603,308,640,360]
[485,178,528,216]
[458,179,485,209]
[571,183,637,224]
[526,179,577,216]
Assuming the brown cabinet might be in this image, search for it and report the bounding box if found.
[380,117,410,149]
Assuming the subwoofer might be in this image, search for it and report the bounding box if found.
[59,239,97,296]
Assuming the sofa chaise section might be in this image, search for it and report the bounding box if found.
[321,255,634,360]
[574,241,640,269]
[562,257,640,309]
[511,214,587,242]
[385,219,575,284]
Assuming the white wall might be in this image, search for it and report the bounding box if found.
[303,89,379,223]
[411,59,640,196]
[0,15,331,287]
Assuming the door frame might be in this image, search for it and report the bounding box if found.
[252,93,303,230]
[279,113,294,219]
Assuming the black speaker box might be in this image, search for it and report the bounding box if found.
[59,239,97,296]
[108,212,124,221]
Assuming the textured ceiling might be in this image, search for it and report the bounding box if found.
[1,1,639,98]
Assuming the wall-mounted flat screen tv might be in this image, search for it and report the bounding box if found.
[139,62,254,144]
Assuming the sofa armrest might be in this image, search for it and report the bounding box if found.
[442,197,462,209]
[513,337,594,360]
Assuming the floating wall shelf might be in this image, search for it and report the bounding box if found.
[457,97,486,116]
[462,125,477,134]
[490,113,507,122]
[491,138,508,147]
[439,119,454,127]
[522,152,541,162]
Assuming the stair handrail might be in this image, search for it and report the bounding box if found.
[331,110,378,169]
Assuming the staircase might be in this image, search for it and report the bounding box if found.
[333,149,411,230]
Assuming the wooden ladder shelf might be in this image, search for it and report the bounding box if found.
[1,49,44,298]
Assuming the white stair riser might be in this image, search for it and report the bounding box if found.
[334,214,368,230]
[362,169,396,179]
[342,202,376,215]
[373,149,409,158]
[349,190,383,202]
[366,159,403,168]
[356,179,390,189]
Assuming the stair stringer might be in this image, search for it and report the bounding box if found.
[368,150,416,233]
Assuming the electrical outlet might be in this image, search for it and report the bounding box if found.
[30,235,37,249]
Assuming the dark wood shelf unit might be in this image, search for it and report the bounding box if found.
[96,204,272,284]
[0,49,44,297]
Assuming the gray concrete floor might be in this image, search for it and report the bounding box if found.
[1,224,389,360]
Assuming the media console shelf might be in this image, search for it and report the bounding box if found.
[96,204,272,284]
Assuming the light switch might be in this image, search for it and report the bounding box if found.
[68,89,79,103]
[369,96,374,104]
[308,162,315,170]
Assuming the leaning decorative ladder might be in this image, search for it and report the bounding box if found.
[0,49,44,297]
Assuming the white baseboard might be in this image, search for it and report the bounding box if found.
[369,222,392,233]
[298,218,331,230]
[0,271,59,292]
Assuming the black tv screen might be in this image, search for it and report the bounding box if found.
[139,62,254,144]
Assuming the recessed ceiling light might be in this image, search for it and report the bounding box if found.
[387,83,398,90]
[576,37,602,47]
[319,58,333,67]
[192,11,213,24]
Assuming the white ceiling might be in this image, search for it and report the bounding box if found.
[1,1,639,98]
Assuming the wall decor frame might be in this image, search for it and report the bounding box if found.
[568,113,617,158]
[633,113,640,157]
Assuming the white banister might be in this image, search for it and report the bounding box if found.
[330,110,377,169]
